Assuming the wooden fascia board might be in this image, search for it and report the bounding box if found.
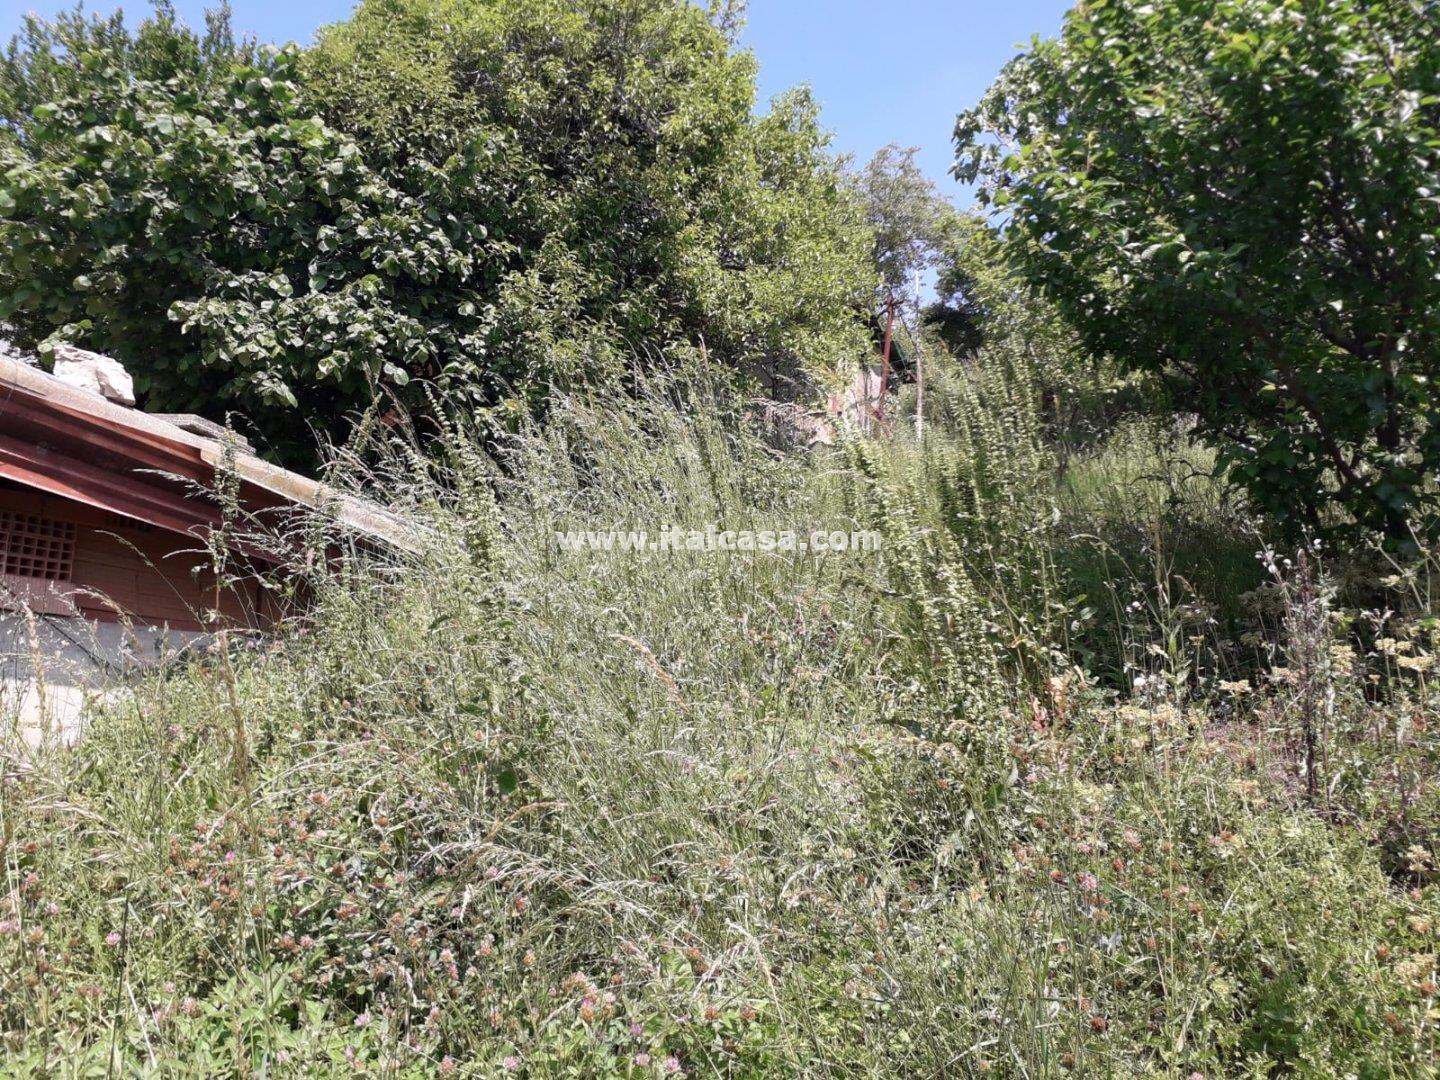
[0,382,211,481]
[0,432,218,538]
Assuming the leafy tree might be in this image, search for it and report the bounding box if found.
[956,0,1440,543]
[848,143,953,402]
[924,216,989,358]
[301,0,873,398]
[0,0,873,461]
[926,214,1143,453]
[853,144,951,305]
[0,4,481,459]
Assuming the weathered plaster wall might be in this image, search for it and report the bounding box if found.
[0,614,203,742]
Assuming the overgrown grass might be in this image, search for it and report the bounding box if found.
[1,372,1437,1077]
[1056,419,1267,688]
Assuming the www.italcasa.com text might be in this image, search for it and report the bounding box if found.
[554,525,883,555]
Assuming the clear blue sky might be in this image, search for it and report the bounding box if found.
[0,0,1072,201]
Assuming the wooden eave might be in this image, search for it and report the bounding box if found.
[0,356,419,555]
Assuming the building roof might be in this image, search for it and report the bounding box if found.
[0,354,418,555]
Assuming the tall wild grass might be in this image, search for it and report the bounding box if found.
[1,366,1436,1077]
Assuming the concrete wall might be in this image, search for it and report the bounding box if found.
[0,613,203,743]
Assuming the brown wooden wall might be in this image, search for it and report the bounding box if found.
[0,483,277,631]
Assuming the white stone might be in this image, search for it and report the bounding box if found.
[50,344,136,406]
[0,337,37,366]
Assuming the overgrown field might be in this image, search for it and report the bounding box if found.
[3,365,1439,1077]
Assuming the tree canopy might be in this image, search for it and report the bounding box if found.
[853,144,951,305]
[956,0,1440,542]
[0,0,874,461]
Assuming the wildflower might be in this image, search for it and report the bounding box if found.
[1076,872,1099,893]
[105,931,122,947]
[503,1056,520,1072]
[180,996,200,1017]
[438,1056,457,1076]
[664,1057,682,1075]
[1394,954,1432,986]
[635,1053,652,1067]
[354,1012,371,1028]
[630,1023,644,1038]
